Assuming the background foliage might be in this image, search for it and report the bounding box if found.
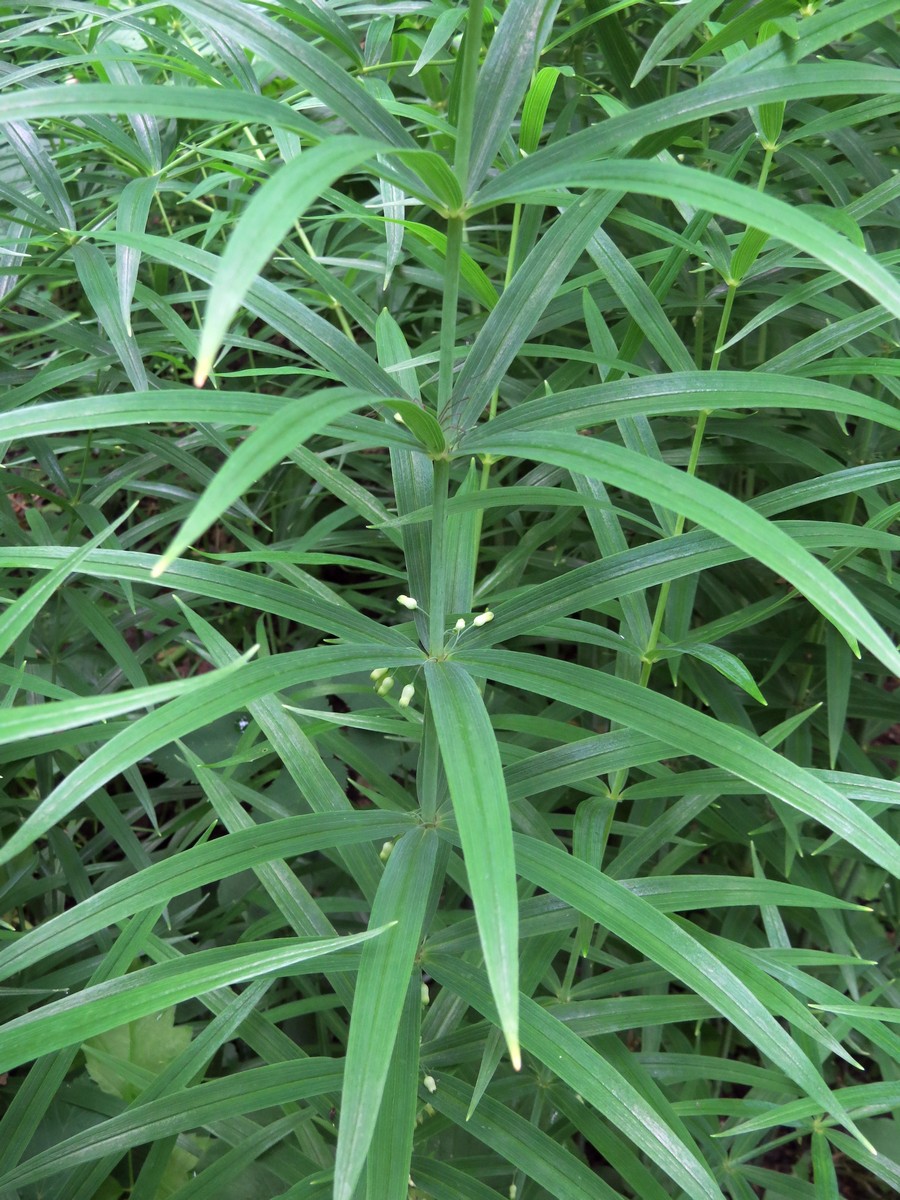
[1,1,900,1197]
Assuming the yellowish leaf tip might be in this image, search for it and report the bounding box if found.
[193,359,210,388]
[150,557,171,579]
[509,1040,522,1072]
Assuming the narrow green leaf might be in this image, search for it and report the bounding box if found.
[460,431,900,676]
[473,63,900,205]
[424,661,519,1067]
[366,975,422,1200]
[449,193,619,428]
[0,1060,344,1192]
[0,646,422,870]
[386,400,447,456]
[468,0,553,191]
[825,623,852,769]
[195,139,383,385]
[457,649,900,879]
[428,953,722,1200]
[71,243,147,390]
[511,835,863,1142]
[475,160,900,324]
[335,828,438,1200]
[427,1072,653,1200]
[0,933,385,1074]
[519,66,564,155]
[152,389,377,576]
[0,811,414,983]
[633,0,721,86]
[411,7,465,76]
[0,507,131,659]
[462,371,900,439]
[179,0,415,149]
[0,655,248,745]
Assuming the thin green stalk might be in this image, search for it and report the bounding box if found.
[635,407,710,689]
[438,0,483,416]
[709,283,736,373]
[437,216,464,412]
[428,456,451,657]
[418,709,442,824]
[452,0,486,187]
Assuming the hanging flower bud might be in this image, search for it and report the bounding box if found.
[454,618,466,632]
[377,675,395,696]
[398,683,416,708]
[370,667,389,681]
[421,982,430,1005]
[379,841,394,862]
[423,1075,437,1094]
[473,610,494,627]
[397,594,418,610]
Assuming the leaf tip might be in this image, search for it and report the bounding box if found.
[150,556,171,579]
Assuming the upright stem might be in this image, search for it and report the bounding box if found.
[437,217,464,412]
[437,0,483,417]
[636,408,710,689]
[452,0,485,188]
[420,1,484,835]
[429,456,450,656]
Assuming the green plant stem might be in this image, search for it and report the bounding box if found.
[438,0,483,418]
[438,216,464,412]
[429,457,451,656]
[418,710,442,824]
[453,0,485,187]
[709,282,736,373]
[635,409,710,685]
[609,282,730,795]
[639,271,735,683]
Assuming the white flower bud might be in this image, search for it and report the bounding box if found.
[472,610,494,627]
[393,412,405,424]
[423,1075,437,1094]
[377,675,395,696]
[379,840,394,862]
[454,618,466,632]
[370,666,389,681]
[509,1187,517,1200]
[397,594,418,610]
[421,982,430,1005]
[398,683,415,708]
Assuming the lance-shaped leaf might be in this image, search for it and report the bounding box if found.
[195,138,384,385]
[459,431,900,676]
[425,661,520,1068]
[152,389,379,576]
[335,827,438,1200]
[0,932,388,1074]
